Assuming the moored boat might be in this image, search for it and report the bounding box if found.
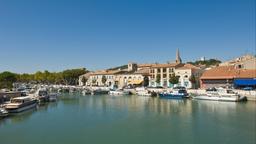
[35,88,50,103]
[193,88,246,102]
[136,90,152,97]
[49,93,58,102]
[5,96,38,113]
[159,89,188,99]
[109,89,129,96]
[91,89,109,95]
[0,108,8,117]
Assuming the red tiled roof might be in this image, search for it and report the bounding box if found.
[138,64,155,68]
[201,66,256,79]
[151,63,182,68]
[134,68,150,75]
[91,70,122,75]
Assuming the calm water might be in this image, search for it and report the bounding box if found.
[0,94,255,144]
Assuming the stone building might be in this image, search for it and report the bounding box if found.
[220,54,256,70]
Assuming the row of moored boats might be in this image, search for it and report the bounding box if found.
[92,86,247,102]
[0,88,58,118]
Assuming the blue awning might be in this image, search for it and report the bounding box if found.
[234,79,256,86]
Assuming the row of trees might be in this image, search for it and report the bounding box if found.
[0,68,88,89]
[187,59,221,67]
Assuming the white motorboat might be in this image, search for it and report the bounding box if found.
[136,90,152,97]
[0,108,8,117]
[35,88,50,103]
[49,93,58,102]
[194,88,246,102]
[5,96,38,113]
[82,89,91,95]
[109,89,129,96]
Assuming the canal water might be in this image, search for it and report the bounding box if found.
[0,94,255,144]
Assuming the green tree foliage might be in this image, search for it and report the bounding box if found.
[189,74,196,84]
[62,68,88,85]
[107,65,128,70]
[101,75,107,85]
[156,74,161,84]
[0,68,88,88]
[81,77,88,86]
[169,74,180,85]
[92,79,97,85]
[143,76,149,87]
[0,71,17,89]
[187,59,221,67]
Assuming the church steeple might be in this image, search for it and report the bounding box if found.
[176,48,182,64]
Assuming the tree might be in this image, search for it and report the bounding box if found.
[189,74,196,84]
[0,71,17,89]
[92,79,97,86]
[156,74,161,84]
[81,77,88,86]
[34,71,44,83]
[101,75,107,86]
[143,76,149,87]
[62,68,88,85]
[189,74,196,89]
[187,59,221,67]
[169,74,179,85]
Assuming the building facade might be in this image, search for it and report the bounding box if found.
[79,49,203,89]
[175,64,202,89]
[79,63,150,88]
[200,66,256,89]
[220,54,256,70]
[149,63,182,87]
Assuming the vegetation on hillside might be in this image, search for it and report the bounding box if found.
[187,59,221,67]
[107,65,128,70]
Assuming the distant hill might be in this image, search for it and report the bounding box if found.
[187,59,221,67]
[107,65,128,70]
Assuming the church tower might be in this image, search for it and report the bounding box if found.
[175,48,182,64]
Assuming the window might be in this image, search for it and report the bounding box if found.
[163,68,166,73]
[157,69,161,73]
[169,68,174,73]
[163,74,167,78]
[184,75,188,78]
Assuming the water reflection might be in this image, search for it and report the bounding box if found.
[0,94,255,144]
[0,107,37,126]
[68,94,194,117]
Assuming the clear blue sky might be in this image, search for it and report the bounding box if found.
[0,0,255,73]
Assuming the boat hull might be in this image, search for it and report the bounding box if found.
[193,95,246,102]
[6,101,38,113]
[109,91,129,96]
[159,94,184,99]
[0,109,8,117]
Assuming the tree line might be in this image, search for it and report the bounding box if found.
[187,59,221,67]
[0,68,88,89]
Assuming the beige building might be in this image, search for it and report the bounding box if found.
[220,54,256,70]
[79,63,150,88]
[175,64,202,88]
[79,49,203,89]
[79,70,121,87]
[149,63,182,87]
